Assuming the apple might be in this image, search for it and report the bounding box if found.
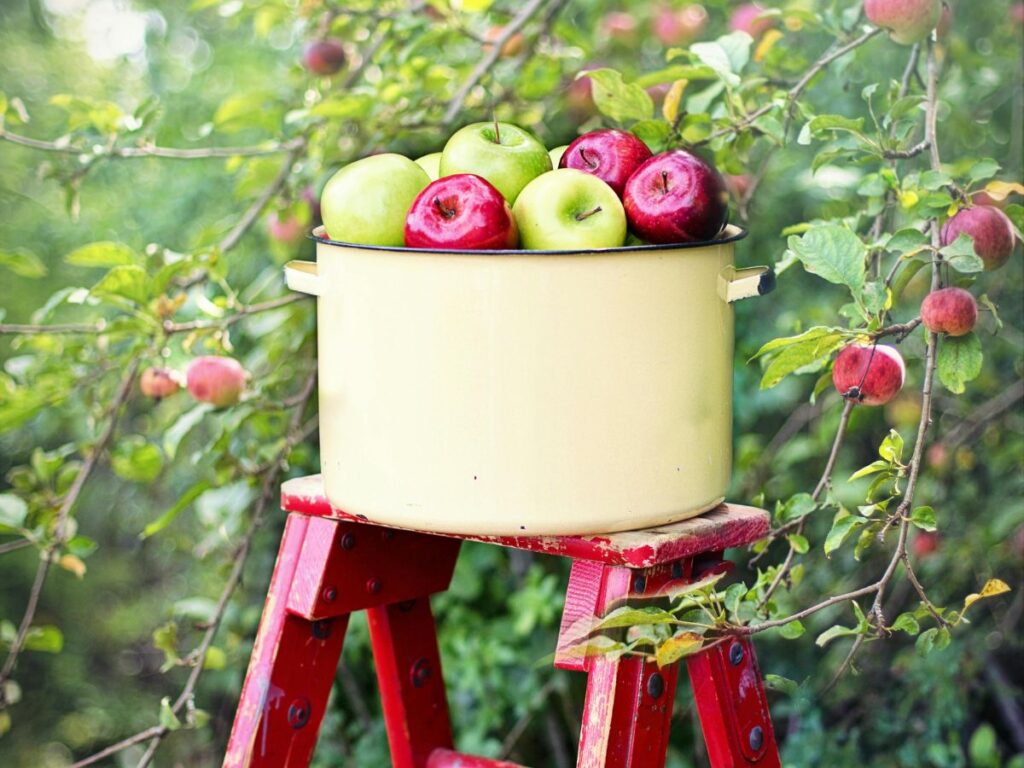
[941,206,1017,271]
[729,4,774,38]
[832,344,905,406]
[303,39,346,75]
[440,122,551,204]
[321,154,430,247]
[601,11,639,43]
[513,169,627,250]
[483,26,526,58]
[140,367,181,399]
[927,442,950,471]
[1014,2,1024,26]
[405,174,518,250]
[267,211,305,244]
[920,287,977,337]
[548,144,568,167]
[725,173,752,201]
[186,356,248,407]
[415,152,442,181]
[911,531,940,558]
[623,150,728,243]
[653,4,708,46]
[566,74,596,119]
[971,190,1006,209]
[559,129,653,199]
[864,0,941,45]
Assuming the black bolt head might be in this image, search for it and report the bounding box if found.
[341,532,356,550]
[287,698,311,729]
[729,642,744,666]
[646,672,665,699]
[311,619,332,640]
[632,574,646,593]
[749,725,764,750]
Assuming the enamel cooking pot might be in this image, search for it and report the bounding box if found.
[285,225,772,536]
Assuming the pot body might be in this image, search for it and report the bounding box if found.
[288,226,767,536]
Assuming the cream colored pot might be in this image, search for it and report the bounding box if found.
[286,225,772,536]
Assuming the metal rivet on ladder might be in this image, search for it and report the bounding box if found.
[322,586,337,602]
[749,725,764,751]
[341,533,356,550]
[728,641,744,666]
[311,619,332,639]
[632,574,646,593]
[646,672,665,699]
[410,658,432,688]
[671,561,684,579]
[366,578,381,594]
[287,698,311,729]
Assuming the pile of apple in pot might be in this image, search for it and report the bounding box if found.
[316,122,730,251]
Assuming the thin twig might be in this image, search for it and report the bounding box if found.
[0,540,33,556]
[0,321,107,335]
[882,140,930,159]
[163,293,309,334]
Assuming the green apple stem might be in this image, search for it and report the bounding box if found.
[575,206,602,222]
[579,147,598,169]
[433,196,457,219]
[492,116,501,144]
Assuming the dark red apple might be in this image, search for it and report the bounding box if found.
[622,150,728,243]
[730,3,774,38]
[140,367,181,399]
[559,129,653,199]
[941,206,1017,271]
[911,531,940,558]
[921,287,977,337]
[404,174,518,250]
[832,344,905,406]
[302,39,346,75]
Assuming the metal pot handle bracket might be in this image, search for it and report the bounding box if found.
[285,260,320,297]
[719,265,775,303]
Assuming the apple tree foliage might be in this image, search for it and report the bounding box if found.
[0,1,1021,766]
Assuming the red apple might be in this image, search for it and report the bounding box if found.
[911,531,940,558]
[864,0,941,44]
[559,129,653,199]
[1012,2,1024,26]
[920,287,977,337]
[927,442,950,471]
[267,212,305,244]
[971,190,1007,209]
[483,26,526,58]
[140,367,181,399]
[186,356,248,407]
[941,206,1017,271]
[729,3,774,38]
[652,4,708,46]
[832,344,906,406]
[622,150,728,243]
[601,12,639,43]
[566,74,596,119]
[302,39,346,75]
[404,174,518,250]
[725,173,752,200]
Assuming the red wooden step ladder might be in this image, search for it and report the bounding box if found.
[224,475,781,768]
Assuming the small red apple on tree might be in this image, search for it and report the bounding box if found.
[186,356,248,407]
[730,3,774,38]
[832,344,905,406]
[139,367,181,400]
[267,211,305,245]
[911,531,940,559]
[920,287,977,337]
[941,206,1018,271]
[302,39,346,75]
[652,4,708,46]
[864,0,942,45]
[601,12,638,44]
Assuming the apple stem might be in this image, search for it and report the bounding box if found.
[575,206,602,222]
[433,196,456,219]
[660,170,669,193]
[493,116,501,144]
[579,147,597,169]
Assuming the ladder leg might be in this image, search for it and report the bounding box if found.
[686,637,781,767]
[225,514,349,768]
[368,597,455,768]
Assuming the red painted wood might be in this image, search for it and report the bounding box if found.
[287,515,461,619]
[281,475,769,567]
[369,598,455,768]
[687,638,781,768]
[426,748,528,767]
[225,515,348,768]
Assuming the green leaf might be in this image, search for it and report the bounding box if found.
[153,621,179,670]
[824,510,864,556]
[849,459,890,481]
[779,620,805,639]
[163,404,213,459]
[65,241,140,268]
[309,94,374,120]
[111,437,164,483]
[787,225,866,295]
[592,606,677,632]
[808,113,866,139]
[883,228,929,254]
[764,674,799,695]
[203,646,227,670]
[968,158,1000,184]
[141,480,211,539]
[786,534,809,555]
[939,233,985,273]
[581,69,653,123]
[655,631,704,667]
[815,623,858,647]
[0,249,47,278]
[91,265,150,305]
[969,724,1000,768]
[756,328,847,389]
[910,505,937,532]
[916,627,939,656]
[23,625,63,653]
[878,429,904,464]
[937,332,983,394]
[630,120,671,154]
[159,697,182,731]
[0,494,28,529]
[777,493,815,524]
[891,613,920,635]
[689,41,741,87]
[560,634,627,660]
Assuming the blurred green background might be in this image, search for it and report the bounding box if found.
[0,0,1021,766]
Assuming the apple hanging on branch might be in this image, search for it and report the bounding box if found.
[832,344,906,406]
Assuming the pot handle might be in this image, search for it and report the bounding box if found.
[285,260,320,297]
[720,265,775,303]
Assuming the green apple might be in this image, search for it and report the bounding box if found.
[439,122,551,203]
[548,144,568,167]
[414,152,441,181]
[321,154,429,246]
[513,169,627,250]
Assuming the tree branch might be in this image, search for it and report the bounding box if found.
[163,293,309,334]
